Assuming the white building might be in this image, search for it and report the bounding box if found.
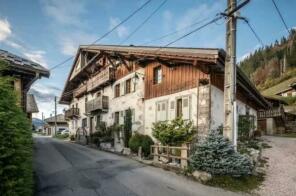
[60,45,269,148]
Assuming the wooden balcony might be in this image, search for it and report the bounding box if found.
[73,84,87,98]
[87,67,115,92]
[258,106,285,119]
[65,108,80,119]
[85,96,108,113]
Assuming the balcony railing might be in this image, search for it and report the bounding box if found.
[65,108,79,119]
[87,67,115,92]
[258,106,285,119]
[86,96,109,113]
[73,84,87,98]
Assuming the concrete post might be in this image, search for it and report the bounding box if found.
[181,143,188,169]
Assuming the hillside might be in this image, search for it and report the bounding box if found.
[239,29,296,91]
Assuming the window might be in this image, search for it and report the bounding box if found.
[125,79,131,94]
[153,66,162,84]
[114,112,120,124]
[82,118,87,127]
[115,84,120,97]
[176,96,190,120]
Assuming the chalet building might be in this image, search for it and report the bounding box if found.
[60,45,269,148]
[44,114,69,136]
[0,49,50,120]
[275,82,296,97]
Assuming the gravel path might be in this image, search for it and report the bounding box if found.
[256,136,296,196]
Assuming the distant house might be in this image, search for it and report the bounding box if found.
[275,82,296,97]
[0,49,50,120]
[44,114,68,136]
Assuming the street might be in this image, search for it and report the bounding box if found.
[33,136,239,196]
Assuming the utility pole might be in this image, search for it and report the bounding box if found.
[223,0,249,148]
[54,96,57,136]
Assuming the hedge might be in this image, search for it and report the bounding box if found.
[0,74,34,195]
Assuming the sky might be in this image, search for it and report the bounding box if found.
[0,0,295,119]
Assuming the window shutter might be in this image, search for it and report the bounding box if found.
[130,78,135,92]
[169,100,175,120]
[120,82,125,96]
[182,96,190,120]
[119,111,124,125]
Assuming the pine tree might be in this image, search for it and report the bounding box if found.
[190,129,253,177]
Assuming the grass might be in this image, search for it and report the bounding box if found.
[205,174,265,193]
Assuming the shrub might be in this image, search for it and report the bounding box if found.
[0,73,33,195]
[70,134,75,141]
[152,117,195,146]
[129,132,154,157]
[190,129,253,177]
[124,108,132,147]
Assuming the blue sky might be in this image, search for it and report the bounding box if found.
[0,0,295,119]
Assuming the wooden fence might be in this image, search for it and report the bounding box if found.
[151,143,190,169]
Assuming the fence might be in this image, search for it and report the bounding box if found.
[151,143,190,169]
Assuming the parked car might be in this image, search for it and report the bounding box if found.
[61,129,69,135]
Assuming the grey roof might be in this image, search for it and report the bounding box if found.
[26,94,39,113]
[44,114,67,123]
[0,49,50,77]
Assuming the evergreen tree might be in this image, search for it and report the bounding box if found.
[190,129,253,177]
[123,108,132,147]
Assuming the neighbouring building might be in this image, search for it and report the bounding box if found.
[275,82,296,97]
[60,45,269,150]
[44,114,69,136]
[0,49,50,120]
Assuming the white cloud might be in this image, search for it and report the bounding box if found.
[238,44,261,62]
[0,18,12,41]
[23,50,48,68]
[176,1,223,31]
[41,0,86,26]
[109,17,129,38]
[4,40,23,49]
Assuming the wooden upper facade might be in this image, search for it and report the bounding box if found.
[60,45,269,110]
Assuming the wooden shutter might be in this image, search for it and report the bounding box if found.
[182,96,190,120]
[119,111,124,125]
[169,100,175,120]
[130,78,135,92]
[120,82,125,96]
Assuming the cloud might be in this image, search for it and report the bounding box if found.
[41,0,86,26]
[30,82,66,119]
[0,18,12,41]
[238,44,261,62]
[23,50,48,68]
[4,40,23,49]
[109,17,129,38]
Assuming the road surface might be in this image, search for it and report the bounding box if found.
[34,136,239,196]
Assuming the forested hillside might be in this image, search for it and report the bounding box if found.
[239,30,296,91]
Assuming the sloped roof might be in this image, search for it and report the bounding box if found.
[26,94,39,113]
[44,114,67,123]
[60,44,269,108]
[0,49,50,77]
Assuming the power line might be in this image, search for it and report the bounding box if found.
[158,15,223,50]
[49,0,153,71]
[243,19,264,46]
[271,0,290,34]
[120,0,168,45]
[140,15,214,46]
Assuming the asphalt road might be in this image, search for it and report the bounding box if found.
[33,136,240,196]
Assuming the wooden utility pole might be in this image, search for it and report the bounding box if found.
[223,0,249,147]
[54,96,57,136]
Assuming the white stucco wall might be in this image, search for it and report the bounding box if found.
[67,68,145,135]
[210,85,258,131]
[144,88,198,138]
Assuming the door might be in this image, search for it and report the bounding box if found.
[90,117,94,135]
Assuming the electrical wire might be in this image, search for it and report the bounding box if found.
[119,0,168,45]
[243,19,264,46]
[271,0,290,34]
[49,0,153,71]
